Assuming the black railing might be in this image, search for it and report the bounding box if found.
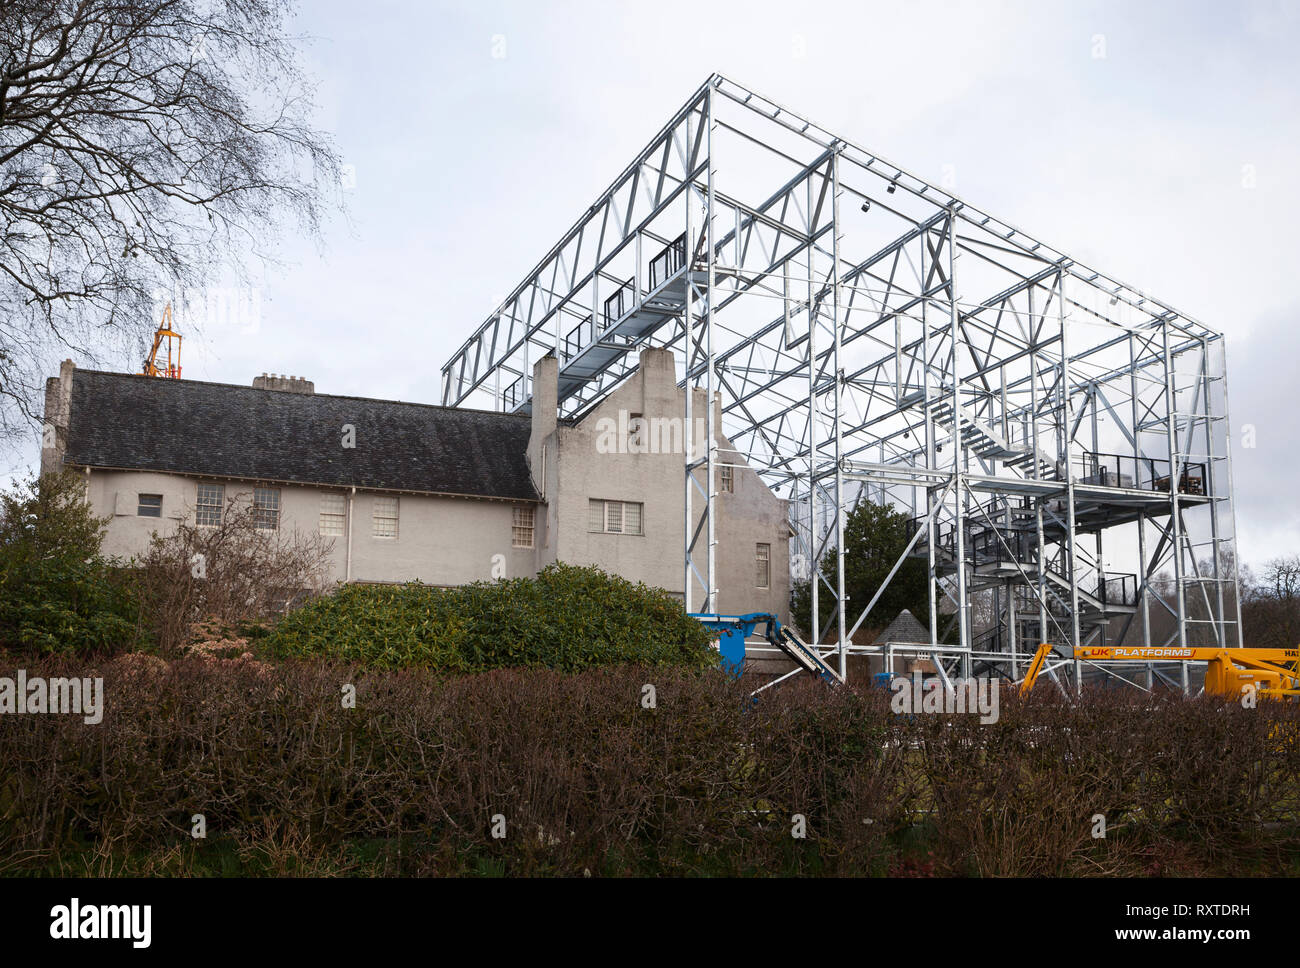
[649,233,687,289]
[503,376,523,410]
[603,278,635,324]
[906,495,1038,565]
[905,516,962,553]
[1078,451,1207,495]
[1152,464,1207,496]
[1076,451,1137,488]
[562,314,593,364]
[903,516,957,557]
[1099,572,1138,607]
[968,526,1035,567]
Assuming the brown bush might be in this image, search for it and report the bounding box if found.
[1,658,1298,876]
[132,499,335,655]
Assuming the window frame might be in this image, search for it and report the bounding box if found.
[253,486,281,531]
[137,493,163,518]
[628,412,644,451]
[372,495,399,539]
[512,505,535,549]
[319,493,346,537]
[588,499,644,536]
[195,483,224,527]
[719,464,734,493]
[756,542,771,589]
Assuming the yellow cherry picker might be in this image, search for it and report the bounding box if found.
[1020,643,1300,699]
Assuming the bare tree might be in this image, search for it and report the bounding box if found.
[0,0,339,439]
[133,495,334,654]
[1242,554,1300,649]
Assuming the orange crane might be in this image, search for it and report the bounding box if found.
[1021,643,1300,699]
[142,302,182,378]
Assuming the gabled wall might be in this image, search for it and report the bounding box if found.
[529,346,791,621]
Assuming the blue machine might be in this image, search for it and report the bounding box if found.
[689,612,841,686]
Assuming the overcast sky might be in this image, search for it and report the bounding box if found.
[11,0,1300,568]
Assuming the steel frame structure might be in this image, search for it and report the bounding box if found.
[440,74,1242,691]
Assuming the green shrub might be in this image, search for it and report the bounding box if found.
[0,471,142,654]
[261,562,717,672]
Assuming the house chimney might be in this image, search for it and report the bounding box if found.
[40,359,76,475]
[636,346,677,410]
[253,373,314,394]
[527,354,558,494]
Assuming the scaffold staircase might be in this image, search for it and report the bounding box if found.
[931,399,1057,479]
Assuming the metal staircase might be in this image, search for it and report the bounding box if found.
[931,399,1058,479]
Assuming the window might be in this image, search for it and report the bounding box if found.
[588,499,643,535]
[137,494,162,518]
[719,464,734,493]
[512,506,535,548]
[253,486,280,530]
[196,484,224,526]
[373,496,399,538]
[756,543,771,589]
[319,493,346,536]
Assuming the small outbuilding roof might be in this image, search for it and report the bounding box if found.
[871,608,930,645]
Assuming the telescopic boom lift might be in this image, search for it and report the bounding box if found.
[1020,643,1300,699]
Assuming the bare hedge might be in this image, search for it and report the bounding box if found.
[1,657,1298,876]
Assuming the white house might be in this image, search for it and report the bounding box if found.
[42,347,793,619]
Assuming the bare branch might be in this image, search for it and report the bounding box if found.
[0,0,340,441]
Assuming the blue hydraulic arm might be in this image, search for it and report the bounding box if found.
[689,612,841,686]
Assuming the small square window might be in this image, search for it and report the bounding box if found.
[512,506,535,548]
[373,496,398,538]
[253,486,280,530]
[196,484,224,526]
[137,494,162,518]
[320,493,346,536]
[588,499,643,536]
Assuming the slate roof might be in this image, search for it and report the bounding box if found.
[871,609,930,645]
[61,370,540,502]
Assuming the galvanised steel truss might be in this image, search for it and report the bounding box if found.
[440,74,1242,692]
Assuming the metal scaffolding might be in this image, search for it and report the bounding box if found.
[439,74,1242,691]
